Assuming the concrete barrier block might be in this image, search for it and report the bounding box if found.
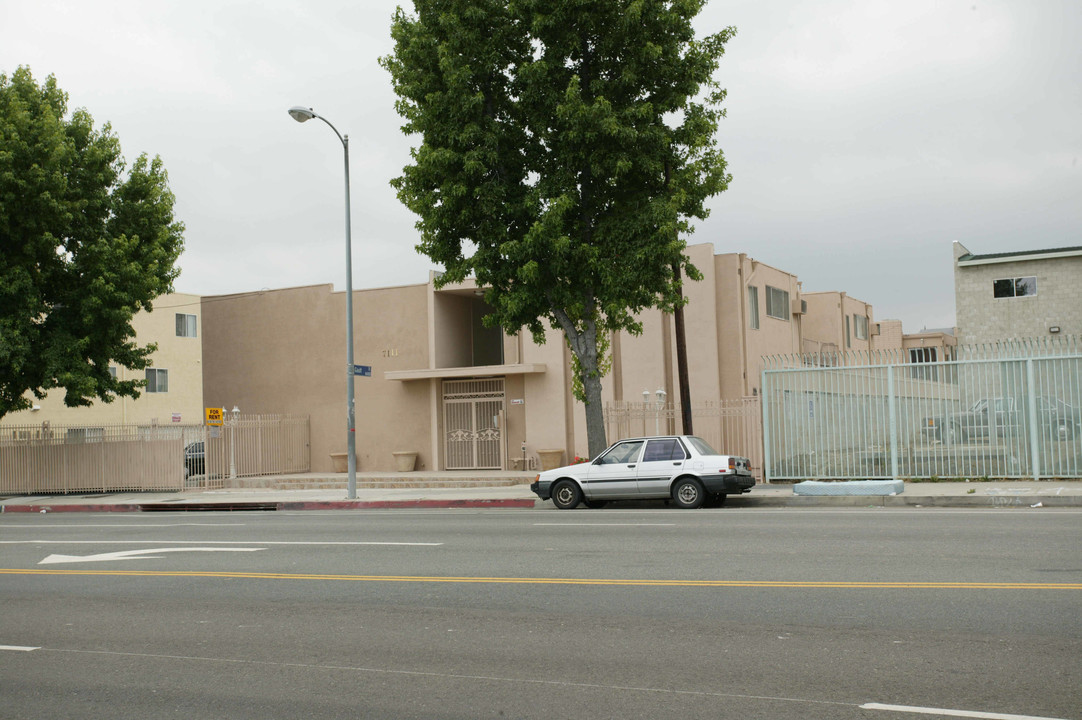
[794,480,905,496]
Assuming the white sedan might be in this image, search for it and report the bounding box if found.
[529,435,754,509]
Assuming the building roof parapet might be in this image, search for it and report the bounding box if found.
[956,245,1082,266]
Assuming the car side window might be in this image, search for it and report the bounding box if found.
[599,441,644,465]
[642,439,685,462]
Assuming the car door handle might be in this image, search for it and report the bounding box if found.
[672,461,681,465]
[627,464,636,468]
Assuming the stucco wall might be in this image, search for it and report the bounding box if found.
[2,292,204,428]
[201,283,432,472]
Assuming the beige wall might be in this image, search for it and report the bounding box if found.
[2,292,204,429]
[201,283,433,472]
[803,291,875,354]
[197,242,886,469]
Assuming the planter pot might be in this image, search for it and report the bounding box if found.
[392,451,417,472]
[538,449,565,471]
[330,452,348,473]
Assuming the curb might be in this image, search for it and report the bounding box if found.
[1,498,539,513]
[4,495,1080,512]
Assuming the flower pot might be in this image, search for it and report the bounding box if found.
[392,451,417,472]
[538,449,565,471]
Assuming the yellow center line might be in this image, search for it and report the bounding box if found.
[1,568,1079,589]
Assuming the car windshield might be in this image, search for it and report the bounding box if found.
[685,436,719,456]
[598,440,644,465]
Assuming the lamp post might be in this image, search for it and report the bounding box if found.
[229,406,240,479]
[288,105,357,499]
[655,388,667,435]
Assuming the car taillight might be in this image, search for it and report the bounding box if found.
[728,457,736,471]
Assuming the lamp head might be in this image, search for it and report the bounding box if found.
[288,106,316,123]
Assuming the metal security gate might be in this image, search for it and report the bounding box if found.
[443,379,504,470]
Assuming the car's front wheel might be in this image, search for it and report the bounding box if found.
[672,477,705,509]
[551,480,583,510]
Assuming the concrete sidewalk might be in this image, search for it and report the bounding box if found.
[2,479,1081,512]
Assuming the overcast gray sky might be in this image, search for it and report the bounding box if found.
[3,0,1079,332]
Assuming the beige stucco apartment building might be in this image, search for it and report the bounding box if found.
[201,242,890,472]
[2,293,205,430]
[954,241,1082,345]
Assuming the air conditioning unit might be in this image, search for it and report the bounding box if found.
[792,298,807,315]
[871,323,881,337]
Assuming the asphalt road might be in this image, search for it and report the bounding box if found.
[2,507,1080,719]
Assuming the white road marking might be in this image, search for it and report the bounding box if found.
[0,523,247,528]
[0,645,40,652]
[533,523,675,527]
[861,702,1069,719]
[39,547,265,564]
[3,540,442,546]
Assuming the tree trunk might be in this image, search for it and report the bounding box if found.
[552,307,609,459]
[672,262,693,435]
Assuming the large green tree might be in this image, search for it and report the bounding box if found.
[0,66,184,420]
[383,0,732,457]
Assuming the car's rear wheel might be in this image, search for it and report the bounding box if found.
[672,478,705,509]
[551,480,583,510]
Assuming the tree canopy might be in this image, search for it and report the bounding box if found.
[383,0,733,457]
[0,66,185,420]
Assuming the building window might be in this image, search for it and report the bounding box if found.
[176,313,198,337]
[145,368,168,393]
[993,277,1037,298]
[765,285,789,321]
[854,314,868,340]
[748,286,760,329]
[909,347,939,380]
[845,315,851,348]
[108,366,117,378]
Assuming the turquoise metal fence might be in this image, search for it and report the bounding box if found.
[762,337,1081,481]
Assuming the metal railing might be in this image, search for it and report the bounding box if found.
[603,398,764,482]
[762,337,1082,480]
[0,415,310,494]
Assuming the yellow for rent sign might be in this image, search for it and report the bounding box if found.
[205,407,224,426]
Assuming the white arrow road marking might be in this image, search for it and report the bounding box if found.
[861,702,1069,720]
[0,645,40,652]
[39,547,265,565]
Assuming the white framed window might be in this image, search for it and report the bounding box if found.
[993,277,1036,298]
[748,286,760,329]
[853,314,868,340]
[176,313,197,337]
[765,285,789,321]
[145,368,169,393]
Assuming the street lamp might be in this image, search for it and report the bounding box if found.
[288,105,357,499]
[229,405,240,479]
[655,388,667,435]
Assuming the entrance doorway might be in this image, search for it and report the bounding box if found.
[443,379,504,469]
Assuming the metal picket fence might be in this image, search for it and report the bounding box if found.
[762,337,1082,481]
[0,414,310,494]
